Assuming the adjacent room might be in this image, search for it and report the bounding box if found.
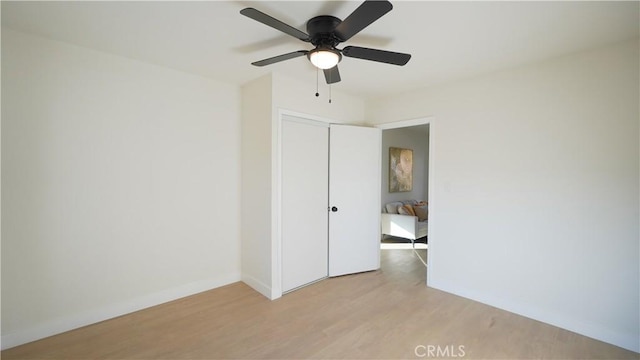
[380,124,430,251]
[2,1,638,358]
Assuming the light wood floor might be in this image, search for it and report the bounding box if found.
[3,248,638,359]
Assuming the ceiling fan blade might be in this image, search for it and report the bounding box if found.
[251,51,308,67]
[324,66,341,84]
[333,0,393,42]
[240,8,310,42]
[342,46,411,66]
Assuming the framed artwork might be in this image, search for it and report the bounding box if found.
[389,147,413,192]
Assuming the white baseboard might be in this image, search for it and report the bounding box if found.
[429,278,640,353]
[241,274,272,299]
[1,273,241,350]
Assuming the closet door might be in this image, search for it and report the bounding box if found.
[281,118,329,292]
[329,124,381,276]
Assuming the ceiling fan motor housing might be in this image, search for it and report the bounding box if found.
[307,16,343,47]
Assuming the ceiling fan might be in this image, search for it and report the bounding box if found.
[240,0,411,85]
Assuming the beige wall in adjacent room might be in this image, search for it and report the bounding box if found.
[381,126,429,206]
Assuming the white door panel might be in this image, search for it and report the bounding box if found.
[281,118,329,292]
[329,125,381,277]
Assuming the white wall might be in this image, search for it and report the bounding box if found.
[366,39,640,352]
[1,30,242,349]
[381,126,429,205]
[240,74,273,298]
[272,72,366,125]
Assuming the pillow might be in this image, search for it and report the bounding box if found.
[413,205,428,221]
[385,202,403,214]
[398,204,416,216]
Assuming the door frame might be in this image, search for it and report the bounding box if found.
[374,116,435,286]
[272,109,336,299]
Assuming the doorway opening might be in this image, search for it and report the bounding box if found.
[376,118,433,284]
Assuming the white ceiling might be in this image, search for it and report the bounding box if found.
[2,1,638,99]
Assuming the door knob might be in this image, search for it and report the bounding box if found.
[331,206,338,212]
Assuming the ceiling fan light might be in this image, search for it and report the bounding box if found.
[309,49,341,69]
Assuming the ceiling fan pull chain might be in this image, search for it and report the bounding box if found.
[315,67,319,97]
[327,69,332,103]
